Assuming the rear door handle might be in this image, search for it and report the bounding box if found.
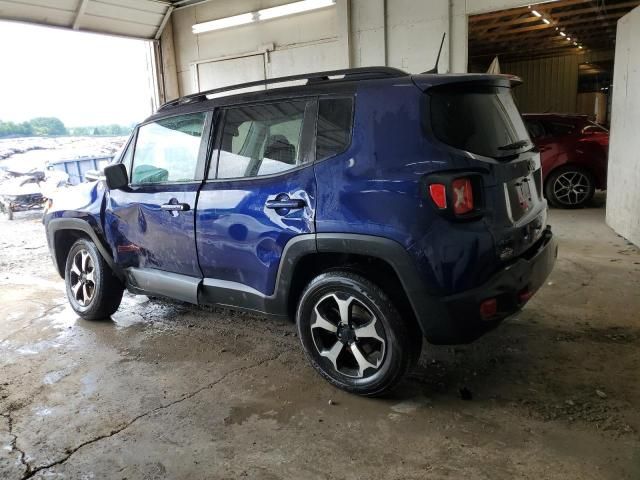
[161,202,190,212]
[265,198,306,210]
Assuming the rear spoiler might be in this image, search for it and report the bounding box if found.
[411,73,522,92]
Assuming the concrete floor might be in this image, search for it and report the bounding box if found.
[1,203,639,479]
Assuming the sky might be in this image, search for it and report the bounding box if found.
[0,21,153,127]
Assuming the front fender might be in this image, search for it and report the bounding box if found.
[43,181,122,280]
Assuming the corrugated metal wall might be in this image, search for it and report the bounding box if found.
[502,54,580,114]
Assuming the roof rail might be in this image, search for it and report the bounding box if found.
[158,66,408,112]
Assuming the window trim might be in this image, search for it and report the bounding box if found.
[127,111,213,188]
[205,97,317,183]
[314,94,356,163]
[115,129,137,172]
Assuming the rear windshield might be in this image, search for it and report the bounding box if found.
[429,86,532,159]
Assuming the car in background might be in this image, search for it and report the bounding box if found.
[523,114,609,208]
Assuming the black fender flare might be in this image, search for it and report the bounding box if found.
[200,232,440,330]
[313,233,445,334]
[46,218,124,281]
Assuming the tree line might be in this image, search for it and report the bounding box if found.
[0,117,133,138]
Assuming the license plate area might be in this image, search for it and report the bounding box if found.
[504,172,538,223]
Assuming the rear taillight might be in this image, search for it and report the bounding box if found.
[428,184,447,209]
[452,177,474,215]
[427,176,478,218]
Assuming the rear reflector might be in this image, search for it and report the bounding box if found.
[429,184,447,209]
[519,289,534,303]
[452,177,474,215]
[479,298,497,320]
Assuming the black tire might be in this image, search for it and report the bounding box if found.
[64,238,124,320]
[296,271,420,397]
[545,166,595,209]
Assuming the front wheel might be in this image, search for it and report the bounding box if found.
[64,238,124,320]
[296,271,420,396]
[545,166,595,209]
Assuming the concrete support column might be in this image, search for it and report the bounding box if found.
[336,0,352,68]
[450,0,468,73]
[349,0,385,67]
[159,18,180,102]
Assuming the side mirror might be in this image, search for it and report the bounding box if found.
[104,163,128,190]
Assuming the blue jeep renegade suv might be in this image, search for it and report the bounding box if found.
[44,67,557,396]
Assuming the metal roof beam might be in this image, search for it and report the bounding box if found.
[155,5,174,40]
[72,0,89,30]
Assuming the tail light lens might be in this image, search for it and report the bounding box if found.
[479,298,497,320]
[425,173,481,220]
[428,184,447,209]
[451,178,474,215]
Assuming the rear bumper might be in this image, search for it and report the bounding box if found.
[419,226,557,344]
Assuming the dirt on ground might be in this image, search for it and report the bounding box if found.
[1,201,639,479]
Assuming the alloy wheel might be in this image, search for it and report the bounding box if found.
[69,249,95,306]
[310,293,386,378]
[552,171,591,206]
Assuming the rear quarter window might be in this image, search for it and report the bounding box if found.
[316,97,354,160]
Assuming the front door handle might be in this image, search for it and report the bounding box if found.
[265,198,306,210]
[161,202,190,212]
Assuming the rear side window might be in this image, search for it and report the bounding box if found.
[544,121,576,136]
[316,97,354,160]
[429,86,531,159]
[525,120,545,139]
[213,100,311,179]
[131,113,206,184]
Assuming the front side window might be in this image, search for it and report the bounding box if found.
[429,86,532,159]
[213,100,310,179]
[131,112,206,184]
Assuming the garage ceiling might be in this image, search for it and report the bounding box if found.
[469,0,640,62]
[0,0,178,39]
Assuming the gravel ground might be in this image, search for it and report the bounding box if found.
[1,201,639,479]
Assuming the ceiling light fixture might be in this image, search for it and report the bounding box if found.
[531,10,542,17]
[560,31,566,37]
[258,0,335,21]
[542,18,551,24]
[192,0,336,34]
[192,12,255,33]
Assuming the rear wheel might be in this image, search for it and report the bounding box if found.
[64,239,124,320]
[296,271,420,396]
[545,166,595,209]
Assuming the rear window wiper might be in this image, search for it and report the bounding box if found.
[497,139,531,151]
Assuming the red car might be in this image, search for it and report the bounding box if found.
[523,114,609,208]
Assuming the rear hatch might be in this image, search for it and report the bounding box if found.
[416,75,547,262]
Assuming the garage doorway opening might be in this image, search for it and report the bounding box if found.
[0,20,157,134]
[467,0,639,126]
[467,1,640,211]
